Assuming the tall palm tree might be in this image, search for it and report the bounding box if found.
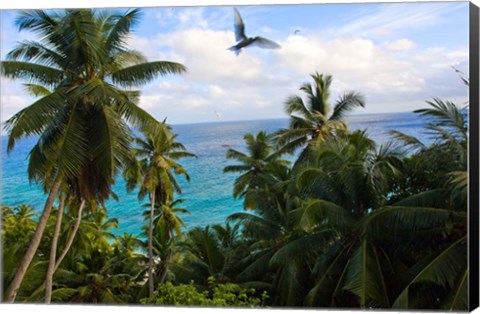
[290,130,467,310]
[291,131,403,307]
[2,9,186,302]
[224,161,327,306]
[223,131,290,207]
[125,126,195,298]
[275,73,365,158]
[152,199,190,239]
[144,199,190,286]
[228,131,402,307]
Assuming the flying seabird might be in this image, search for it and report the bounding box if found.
[228,7,281,56]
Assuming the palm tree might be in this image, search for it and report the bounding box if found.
[223,131,290,207]
[152,199,190,238]
[383,98,469,310]
[113,232,145,259]
[388,98,468,204]
[112,232,147,299]
[176,224,242,285]
[224,130,402,307]
[291,130,467,310]
[51,231,139,304]
[2,8,186,302]
[125,126,195,298]
[225,163,315,306]
[45,192,66,303]
[292,132,400,308]
[390,98,467,160]
[275,72,365,159]
[146,199,190,286]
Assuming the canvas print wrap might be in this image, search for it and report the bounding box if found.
[0,1,476,310]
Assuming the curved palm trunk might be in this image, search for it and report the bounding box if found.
[5,177,62,303]
[158,229,174,285]
[148,193,156,298]
[54,199,86,272]
[45,192,65,304]
[30,199,86,301]
[158,249,173,285]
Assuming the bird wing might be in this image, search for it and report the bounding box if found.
[233,8,247,42]
[251,36,281,49]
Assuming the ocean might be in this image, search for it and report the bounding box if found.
[1,112,431,236]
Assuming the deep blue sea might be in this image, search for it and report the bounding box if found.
[1,112,431,236]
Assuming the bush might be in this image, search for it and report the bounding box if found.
[141,277,268,307]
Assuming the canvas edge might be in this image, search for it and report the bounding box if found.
[469,1,480,312]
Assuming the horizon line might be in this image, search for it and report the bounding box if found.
[168,110,416,127]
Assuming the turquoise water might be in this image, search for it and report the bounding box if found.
[1,112,430,236]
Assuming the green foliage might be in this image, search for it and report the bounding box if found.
[224,131,290,204]
[275,72,365,157]
[2,8,186,201]
[140,278,268,307]
[1,55,469,311]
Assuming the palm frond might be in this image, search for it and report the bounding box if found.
[105,9,142,51]
[343,239,390,308]
[223,165,251,173]
[388,130,425,152]
[285,95,312,120]
[6,40,67,68]
[392,236,467,309]
[442,267,468,311]
[305,244,349,307]
[4,91,65,152]
[90,105,132,183]
[270,230,336,267]
[330,91,365,121]
[290,199,353,232]
[415,98,467,138]
[2,61,64,87]
[362,206,459,240]
[15,10,61,39]
[111,61,186,87]
[23,83,52,97]
[392,189,449,208]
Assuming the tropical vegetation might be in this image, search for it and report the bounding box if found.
[1,7,470,311]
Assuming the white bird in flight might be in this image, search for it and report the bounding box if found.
[228,7,281,56]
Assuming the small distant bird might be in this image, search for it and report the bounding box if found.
[215,111,222,119]
[228,7,281,56]
[294,29,300,35]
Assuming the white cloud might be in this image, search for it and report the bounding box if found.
[275,33,468,114]
[126,35,168,60]
[384,39,416,51]
[0,89,32,122]
[157,28,265,84]
[0,4,470,125]
[277,35,421,93]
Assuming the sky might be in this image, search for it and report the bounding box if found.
[0,1,470,125]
